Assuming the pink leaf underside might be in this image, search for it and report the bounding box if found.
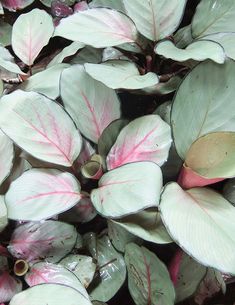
[0,271,21,303]
[177,165,224,189]
[74,1,89,12]
[75,139,95,168]
[26,266,52,285]
[1,0,29,10]
[168,249,183,286]
[74,196,96,222]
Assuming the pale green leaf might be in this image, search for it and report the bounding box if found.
[54,8,137,48]
[0,45,25,74]
[0,90,82,166]
[0,196,7,233]
[174,24,193,49]
[61,65,120,143]
[71,46,102,65]
[155,40,225,64]
[223,178,235,206]
[12,9,54,66]
[5,168,81,221]
[171,60,235,159]
[91,161,162,218]
[123,0,187,41]
[0,129,14,186]
[89,0,125,13]
[160,183,235,274]
[85,60,159,90]
[0,21,12,46]
[125,243,175,305]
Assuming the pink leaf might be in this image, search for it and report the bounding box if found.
[0,271,22,303]
[168,249,183,286]
[1,0,34,11]
[74,1,89,12]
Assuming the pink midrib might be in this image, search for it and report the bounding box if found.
[18,191,80,204]
[142,252,152,305]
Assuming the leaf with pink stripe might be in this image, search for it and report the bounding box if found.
[0,272,22,303]
[5,168,81,221]
[61,65,120,143]
[0,90,82,167]
[1,0,34,12]
[107,114,171,170]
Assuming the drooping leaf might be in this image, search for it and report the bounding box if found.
[8,220,77,263]
[192,0,235,39]
[0,272,22,303]
[89,0,125,13]
[9,283,92,305]
[160,183,235,274]
[125,243,175,305]
[174,24,193,48]
[175,253,207,302]
[0,45,25,74]
[60,254,96,288]
[83,233,126,302]
[0,21,12,46]
[5,168,81,221]
[0,196,8,233]
[123,0,187,41]
[54,8,137,48]
[0,90,82,167]
[137,76,181,95]
[1,0,34,11]
[155,40,225,64]
[0,129,14,186]
[106,115,171,170]
[71,46,102,65]
[12,9,54,66]
[91,161,162,218]
[48,42,85,67]
[171,60,235,159]
[85,60,159,90]
[61,65,120,143]
[113,209,172,244]
[25,262,89,298]
[19,64,69,99]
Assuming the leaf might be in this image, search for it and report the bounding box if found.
[125,243,175,305]
[25,262,89,299]
[223,178,235,206]
[85,61,159,89]
[192,0,235,39]
[0,272,22,303]
[185,132,235,179]
[174,24,193,49]
[155,40,225,64]
[60,254,96,288]
[136,76,181,95]
[113,209,172,244]
[108,220,142,252]
[123,0,187,41]
[18,64,69,99]
[9,283,92,305]
[0,21,12,46]
[12,9,54,66]
[171,60,235,159]
[61,65,120,143]
[1,0,34,11]
[8,220,77,263]
[0,90,82,167]
[0,196,7,233]
[106,115,171,170]
[0,80,3,96]
[5,168,81,221]
[89,0,126,13]
[0,129,14,186]
[71,46,102,65]
[48,42,85,67]
[83,233,126,302]
[0,45,25,74]
[91,161,162,218]
[54,8,137,48]
[175,253,207,302]
[160,182,235,274]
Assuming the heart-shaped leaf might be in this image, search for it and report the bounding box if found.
[54,8,137,48]
[0,272,22,303]
[91,161,162,218]
[0,90,82,167]
[8,220,77,263]
[106,114,171,170]
[12,9,54,66]
[5,168,81,221]
[61,65,120,143]
[160,182,235,274]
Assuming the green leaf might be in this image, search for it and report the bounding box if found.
[9,283,92,305]
[0,196,7,233]
[8,220,77,263]
[185,132,235,178]
[61,65,120,143]
[12,9,54,66]
[0,79,3,96]
[123,0,186,41]
[174,24,193,49]
[54,8,137,48]
[59,254,96,288]
[91,161,162,218]
[106,114,171,170]
[25,262,89,299]
[83,233,126,302]
[89,0,126,13]
[71,46,102,65]
[0,45,25,74]
[5,168,81,221]
[192,0,235,39]
[113,209,172,244]
[125,243,175,305]
[0,21,12,46]
[0,129,14,186]
[136,76,181,95]
[175,253,207,302]
[160,182,235,274]
[155,40,225,64]
[171,60,235,159]
[85,60,159,89]
[0,90,82,166]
